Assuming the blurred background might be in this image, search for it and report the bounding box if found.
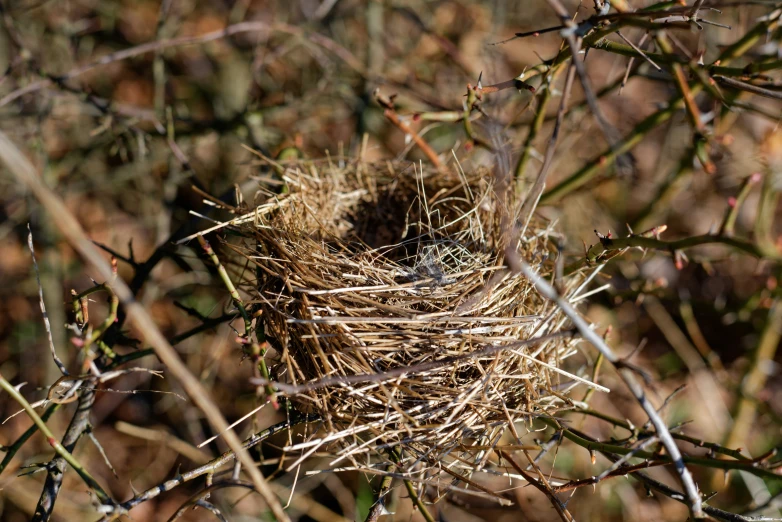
[0,0,780,520]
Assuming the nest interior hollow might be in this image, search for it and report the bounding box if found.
[243,159,590,469]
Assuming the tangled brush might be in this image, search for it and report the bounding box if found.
[231,158,605,496]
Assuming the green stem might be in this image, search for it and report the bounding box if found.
[574,408,750,461]
[364,472,395,522]
[0,374,112,504]
[724,301,782,452]
[0,403,60,475]
[86,287,119,354]
[720,173,761,236]
[655,33,704,132]
[590,40,782,78]
[389,448,435,522]
[198,236,252,336]
[72,283,120,356]
[566,232,771,275]
[540,418,780,481]
[403,479,435,522]
[755,172,781,257]
[197,235,275,402]
[593,233,767,260]
[581,352,604,404]
[515,72,557,194]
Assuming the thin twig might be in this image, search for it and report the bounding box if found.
[601,452,758,522]
[720,173,762,236]
[546,0,628,161]
[617,31,661,71]
[375,90,442,169]
[498,450,574,522]
[27,224,68,376]
[714,74,782,100]
[655,33,705,132]
[517,58,578,228]
[514,70,557,192]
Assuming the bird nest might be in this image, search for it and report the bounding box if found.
[235,158,600,489]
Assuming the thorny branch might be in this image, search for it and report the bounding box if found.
[565,224,777,275]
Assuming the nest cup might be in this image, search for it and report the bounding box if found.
[244,159,593,477]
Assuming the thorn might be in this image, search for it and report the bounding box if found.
[674,250,686,270]
[595,229,612,241]
[477,71,483,90]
